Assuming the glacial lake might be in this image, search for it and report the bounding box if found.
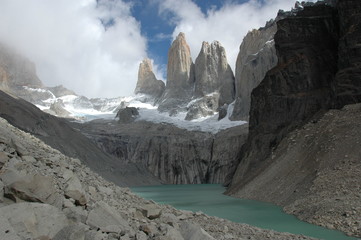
[132,184,357,240]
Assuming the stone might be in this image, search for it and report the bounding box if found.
[65,175,87,206]
[139,204,162,219]
[218,104,228,120]
[0,179,4,203]
[180,222,215,240]
[64,206,88,223]
[86,201,130,234]
[136,231,148,240]
[194,41,235,106]
[4,174,61,207]
[185,93,219,121]
[0,151,9,169]
[21,155,36,163]
[116,107,139,124]
[53,224,86,240]
[158,32,195,112]
[135,58,165,100]
[231,19,278,120]
[0,202,69,240]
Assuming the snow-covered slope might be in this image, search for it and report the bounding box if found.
[31,88,246,133]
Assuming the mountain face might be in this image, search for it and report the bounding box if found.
[76,120,248,185]
[134,58,165,100]
[158,33,195,112]
[226,1,361,237]
[194,41,235,107]
[230,21,278,120]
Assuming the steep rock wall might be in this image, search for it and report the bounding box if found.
[77,120,248,184]
[231,21,278,120]
[228,3,339,192]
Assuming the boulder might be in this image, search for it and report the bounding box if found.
[65,175,87,206]
[53,224,86,240]
[139,204,162,220]
[135,58,165,99]
[86,201,130,234]
[4,174,60,207]
[0,202,69,239]
[194,41,235,106]
[180,222,215,240]
[116,107,139,123]
[0,151,8,169]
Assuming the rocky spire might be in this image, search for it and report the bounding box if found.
[134,58,165,99]
[194,41,235,106]
[166,32,194,91]
[158,33,195,111]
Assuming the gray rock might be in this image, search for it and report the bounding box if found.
[64,206,88,223]
[158,32,195,112]
[139,204,162,219]
[4,174,60,206]
[218,104,228,120]
[86,201,130,233]
[185,93,219,120]
[65,175,87,206]
[0,179,4,203]
[231,21,278,120]
[194,41,235,106]
[116,107,139,123]
[180,222,215,240]
[0,151,9,169]
[47,85,77,98]
[135,58,165,100]
[0,202,69,239]
[53,224,86,240]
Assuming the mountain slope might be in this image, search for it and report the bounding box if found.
[0,90,160,186]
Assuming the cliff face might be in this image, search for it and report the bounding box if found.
[227,1,361,236]
[231,21,278,120]
[194,41,235,106]
[333,0,361,105]
[134,58,165,100]
[77,120,248,184]
[228,3,339,192]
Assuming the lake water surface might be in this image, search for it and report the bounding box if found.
[132,184,357,240]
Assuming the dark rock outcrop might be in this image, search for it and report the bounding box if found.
[228,3,339,192]
[116,107,139,123]
[77,120,248,184]
[135,58,165,100]
[194,41,235,106]
[333,0,361,105]
[158,33,195,112]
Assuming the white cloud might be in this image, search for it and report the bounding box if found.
[0,0,147,98]
[158,0,300,73]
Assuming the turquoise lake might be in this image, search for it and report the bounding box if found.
[132,184,358,240]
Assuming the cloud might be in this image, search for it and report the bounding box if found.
[158,0,301,73]
[0,0,147,98]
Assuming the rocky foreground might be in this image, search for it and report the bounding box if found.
[0,116,316,240]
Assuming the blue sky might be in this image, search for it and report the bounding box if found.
[0,0,299,98]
